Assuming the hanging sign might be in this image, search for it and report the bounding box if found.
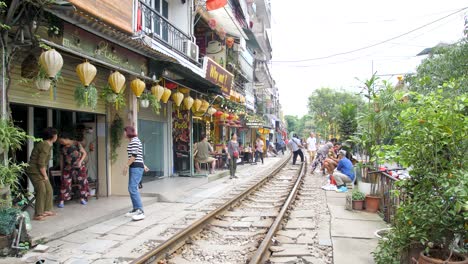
[203,57,233,96]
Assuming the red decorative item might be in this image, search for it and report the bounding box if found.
[227,113,234,120]
[206,0,227,11]
[165,81,177,90]
[226,37,234,49]
[249,21,254,29]
[214,110,224,117]
[208,18,217,30]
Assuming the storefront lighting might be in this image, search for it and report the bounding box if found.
[183,96,194,110]
[108,71,126,94]
[39,49,63,78]
[151,84,165,101]
[161,88,171,103]
[172,91,184,107]
[76,61,97,87]
[130,78,146,98]
[192,98,202,112]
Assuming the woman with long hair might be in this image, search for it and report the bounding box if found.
[122,126,149,221]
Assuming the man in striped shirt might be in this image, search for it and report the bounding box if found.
[123,126,148,221]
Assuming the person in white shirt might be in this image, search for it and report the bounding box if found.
[289,134,304,165]
[306,132,317,163]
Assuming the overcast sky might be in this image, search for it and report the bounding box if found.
[270,0,467,117]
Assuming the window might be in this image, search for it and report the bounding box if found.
[142,0,169,42]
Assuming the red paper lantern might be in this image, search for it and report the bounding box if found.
[227,113,234,120]
[214,110,224,118]
[165,81,177,90]
[226,37,234,49]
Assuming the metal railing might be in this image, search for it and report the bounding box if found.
[368,169,406,224]
[138,0,193,60]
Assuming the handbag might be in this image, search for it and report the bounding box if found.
[233,151,239,158]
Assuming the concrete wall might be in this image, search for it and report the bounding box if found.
[168,0,192,35]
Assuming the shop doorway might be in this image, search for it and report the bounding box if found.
[10,104,108,197]
[138,119,166,181]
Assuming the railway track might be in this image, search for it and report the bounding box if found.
[132,155,331,264]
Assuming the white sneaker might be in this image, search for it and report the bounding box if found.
[132,209,145,221]
[125,209,138,217]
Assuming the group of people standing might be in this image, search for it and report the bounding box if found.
[27,125,148,222]
[27,128,90,221]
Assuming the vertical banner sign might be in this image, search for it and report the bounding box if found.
[172,110,190,172]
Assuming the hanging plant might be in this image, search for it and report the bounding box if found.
[110,115,124,163]
[100,84,126,111]
[141,92,161,114]
[34,67,51,91]
[74,84,98,109]
[139,93,150,108]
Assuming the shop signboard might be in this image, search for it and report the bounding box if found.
[203,57,233,96]
[246,121,263,128]
[62,23,148,74]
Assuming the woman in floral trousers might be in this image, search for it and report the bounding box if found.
[58,132,89,207]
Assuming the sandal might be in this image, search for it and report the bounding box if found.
[43,211,56,216]
[33,215,46,221]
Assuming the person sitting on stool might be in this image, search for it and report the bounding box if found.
[334,150,355,193]
[194,134,216,174]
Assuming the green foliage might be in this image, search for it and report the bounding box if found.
[406,40,468,96]
[373,89,468,263]
[337,103,357,142]
[140,92,161,115]
[351,189,365,201]
[307,88,363,139]
[110,115,124,163]
[0,159,27,195]
[100,85,126,111]
[0,208,21,235]
[0,119,30,153]
[74,84,98,109]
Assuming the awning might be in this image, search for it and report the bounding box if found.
[204,6,248,39]
[243,28,262,52]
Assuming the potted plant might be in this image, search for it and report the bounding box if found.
[373,90,467,264]
[351,189,365,210]
[139,92,150,108]
[74,84,98,109]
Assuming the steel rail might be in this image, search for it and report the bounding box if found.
[132,152,293,264]
[248,160,307,264]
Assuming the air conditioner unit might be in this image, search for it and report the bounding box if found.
[183,40,199,62]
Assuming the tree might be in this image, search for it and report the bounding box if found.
[337,103,357,142]
[407,40,468,96]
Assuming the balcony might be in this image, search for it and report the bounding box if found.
[137,0,199,63]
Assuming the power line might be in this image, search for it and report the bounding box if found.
[272,7,467,63]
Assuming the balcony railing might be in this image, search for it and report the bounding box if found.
[138,0,194,62]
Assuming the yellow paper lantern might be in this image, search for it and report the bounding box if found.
[39,49,63,78]
[199,100,209,113]
[192,99,202,112]
[108,71,126,94]
[207,107,217,116]
[183,96,194,110]
[130,78,145,98]
[179,87,190,94]
[151,85,165,101]
[76,61,97,87]
[161,88,171,103]
[172,91,184,107]
[222,113,229,119]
